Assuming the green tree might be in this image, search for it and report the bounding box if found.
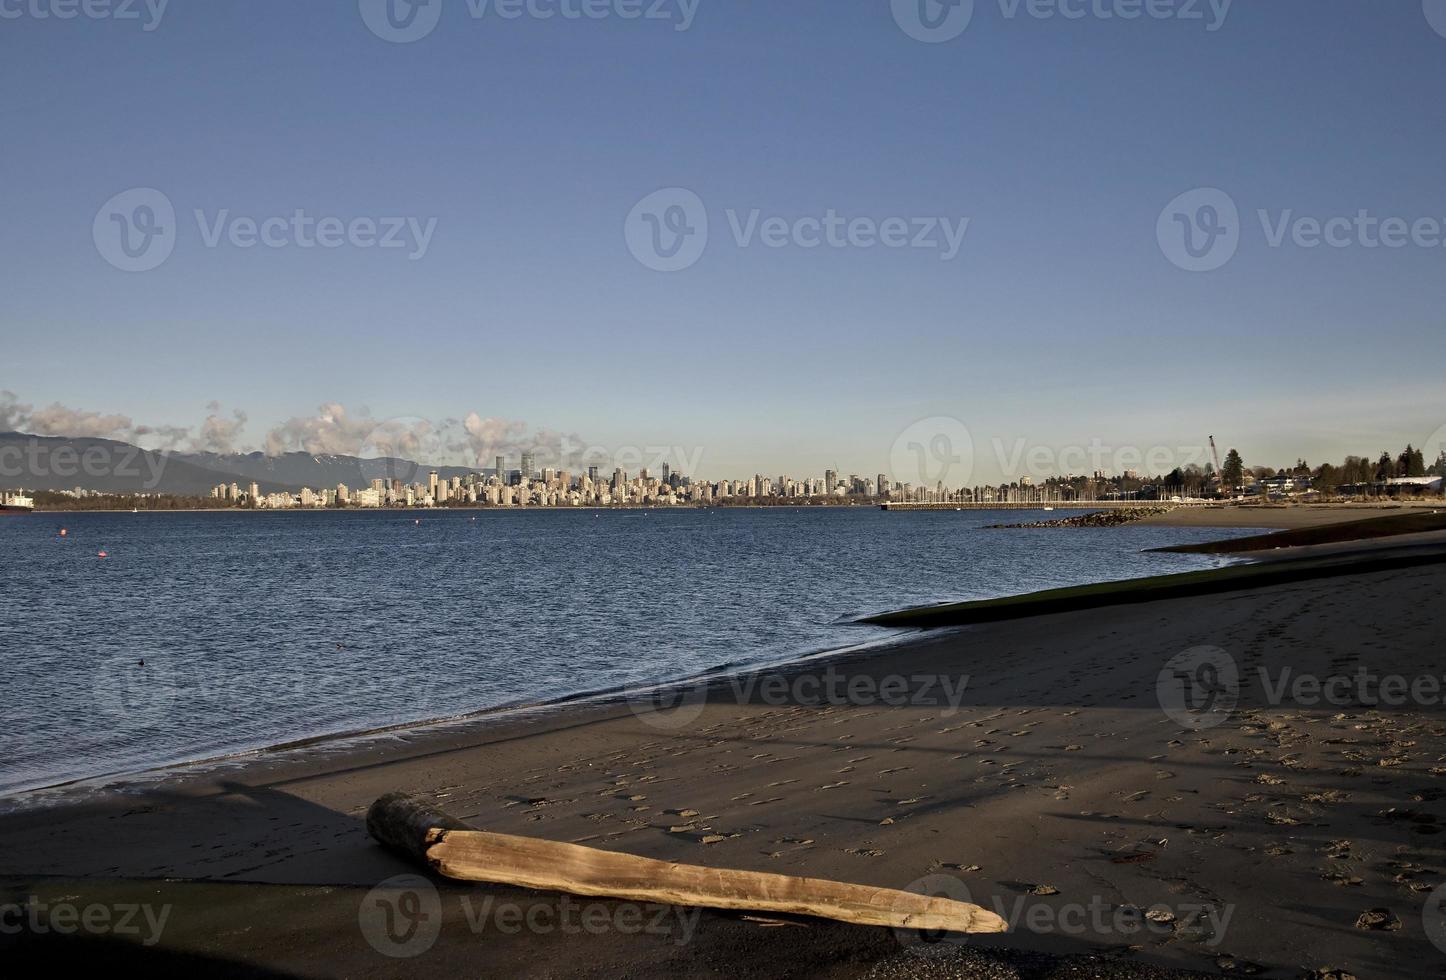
[1398,444,1426,478]
[1221,449,1244,491]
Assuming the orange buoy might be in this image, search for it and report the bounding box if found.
[59,528,68,537]
[97,551,108,558]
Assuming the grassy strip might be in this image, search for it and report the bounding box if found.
[860,548,1446,629]
[1151,510,1446,555]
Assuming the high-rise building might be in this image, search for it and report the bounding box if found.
[661,463,670,486]
[825,469,838,492]
[588,465,599,483]
[428,471,439,501]
[520,454,535,479]
[495,456,506,481]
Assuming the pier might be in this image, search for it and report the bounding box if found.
[879,500,1202,511]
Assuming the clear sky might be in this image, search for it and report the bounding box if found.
[3,0,1445,484]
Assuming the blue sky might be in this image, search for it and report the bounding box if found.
[3,0,1445,483]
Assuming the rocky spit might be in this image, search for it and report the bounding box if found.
[988,507,1170,529]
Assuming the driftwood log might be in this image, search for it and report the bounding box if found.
[367,792,1006,934]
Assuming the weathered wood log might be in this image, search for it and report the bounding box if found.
[366,792,1007,934]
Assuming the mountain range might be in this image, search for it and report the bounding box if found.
[0,432,485,496]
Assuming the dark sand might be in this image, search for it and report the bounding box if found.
[1140,502,1444,530]
[2,552,1444,977]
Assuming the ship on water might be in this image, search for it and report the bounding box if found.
[0,491,34,514]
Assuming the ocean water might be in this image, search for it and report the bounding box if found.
[0,508,1258,798]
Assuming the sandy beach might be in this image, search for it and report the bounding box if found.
[3,517,1444,978]
[1139,502,1445,530]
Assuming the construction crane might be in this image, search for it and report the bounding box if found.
[1209,436,1229,497]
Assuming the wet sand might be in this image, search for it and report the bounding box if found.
[2,549,1443,977]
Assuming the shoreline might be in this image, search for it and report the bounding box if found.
[0,625,943,809]
[0,518,1260,807]
[4,510,1407,806]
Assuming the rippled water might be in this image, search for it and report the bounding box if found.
[0,508,1257,796]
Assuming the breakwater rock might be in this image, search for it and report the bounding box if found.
[988,508,1169,529]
